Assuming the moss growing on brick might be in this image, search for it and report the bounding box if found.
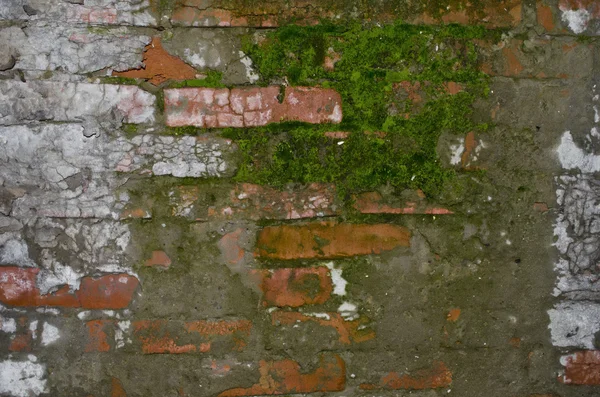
[223,21,493,198]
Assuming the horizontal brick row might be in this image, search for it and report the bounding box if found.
[256,221,411,260]
[86,319,252,354]
[164,86,342,128]
[0,267,138,309]
[218,354,346,396]
[125,183,451,221]
[171,0,521,28]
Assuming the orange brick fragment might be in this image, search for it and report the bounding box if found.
[113,37,197,85]
[218,354,345,396]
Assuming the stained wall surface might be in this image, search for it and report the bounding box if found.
[0,0,599,396]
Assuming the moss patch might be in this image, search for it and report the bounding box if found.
[223,22,494,198]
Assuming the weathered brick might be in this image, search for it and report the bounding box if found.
[132,319,252,354]
[164,86,342,128]
[0,267,139,309]
[144,251,172,268]
[271,311,375,344]
[537,0,600,34]
[360,361,452,390]
[478,38,591,79]
[167,183,337,221]
[409,0,521,27]
[218,354,346,396]
[560,350,600,385]
[113,37,198,85]
[171,0,521,28]
[112,377,128,397]
[257,267,333,308]
[256,221,411,260]
[85,320,112,353]
[354,191,453,215]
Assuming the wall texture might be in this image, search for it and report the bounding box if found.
[0,0,599,396]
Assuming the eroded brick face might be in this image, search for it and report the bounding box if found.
[164,86,342,128]
[256,222,411,259]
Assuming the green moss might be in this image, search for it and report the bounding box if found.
[226,21,494,198]
[98,76,140,85]
[122,123,139,138]
[167,71,226,89]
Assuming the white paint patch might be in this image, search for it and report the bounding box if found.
[41,323,60,346]
[0,237,35,267]
[36,262,83,295]
[0,316,16,333]
[304,312,331,320]
[560,8,591,34]
[338,302,359,321]
[557,131,600,172]
[77,311,90,320]
[548,301,600,349]
[184,49,207,69]
[29,320,38,339]
[36,308,60,315]
[449,140,464,165]
[238,51,260,83]
[115,320,131,349]
[0,359,47,397]
[325,262,347,296]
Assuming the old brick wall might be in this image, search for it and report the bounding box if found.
[0,0,599,396]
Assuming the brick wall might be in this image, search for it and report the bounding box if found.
[0,0,599,396]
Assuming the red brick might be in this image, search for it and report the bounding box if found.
[360,361,452,390]
[256,221,410,260]
[112,377,127,397]
[132,319,252,354]
[218,354,346,396]
[0,267,138,309]
[164,86,342,128]
[9,331,33,352]
[209,183,337,221]
[354,191,453,215]
[272,311,375,344]
[218,229,246,267]
[410,0,521,28]
[85,320,113,352]
[145,250,172,268]
[560,350,600,385]
[257,267,333,307]
[119,207,151,220]
[537,2,557,31]
[447,308,461,323]
[113,37,198,85]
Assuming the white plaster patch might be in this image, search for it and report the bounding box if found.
[338,301,358,321]
[115,320,131,348]
[560,8,591,34]
[548,301,600,349]
[36,262,84,295]
[29,320,38,339]
[238,51,260,84]
[0,237,35,267]
[304,312,331,320]
[557,131,600,172]
[0,316,16,333]
[0,359,47,397]
[449,140,465,165]
[325,262,347,296]
[41,323,60,346]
